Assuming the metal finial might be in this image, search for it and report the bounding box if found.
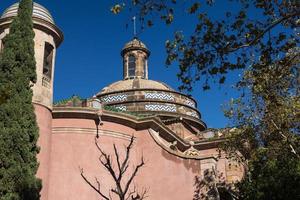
[132,16,137,37]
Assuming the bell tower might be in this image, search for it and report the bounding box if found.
[0,3,63,200]
[0,2,63,109]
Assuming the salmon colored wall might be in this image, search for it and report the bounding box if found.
[47,117,244,200]
[49,118,201,200]
[34,104,52,200]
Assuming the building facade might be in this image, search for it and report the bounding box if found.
[0,3,244,200]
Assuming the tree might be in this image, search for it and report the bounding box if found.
[111,1,300,199]
[193,167,237,200]
[80,136,147,200]
[111,0,299,91]
[0,88,9,105]
[0,0,41,199]
[222,47,300,200]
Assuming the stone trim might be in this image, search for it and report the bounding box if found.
[97,88,198,107]
[0,16,63,47]
[52,127,132,140]
[148,129,219,160]
[52,107,222,153]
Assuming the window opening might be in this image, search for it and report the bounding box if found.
[128,55,136,77]
[43,42,54,79]
[142,58,146,78]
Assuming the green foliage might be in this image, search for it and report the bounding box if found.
[111,3,125,14]
[54,95,84,107]
[237,145,300,199]
[0,88,10,105]
[104,105,153,118]
[222,48,300,199]
[0,0,41,199]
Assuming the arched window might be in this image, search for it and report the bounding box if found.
[128,55,136,78]
[43,42,54,79]
[142,58,146,79]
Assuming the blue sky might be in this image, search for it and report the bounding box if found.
[0,0,242,128]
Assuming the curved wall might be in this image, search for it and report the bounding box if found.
[48,116,239,200]
[34,104,52,200]
[50,118,200,199]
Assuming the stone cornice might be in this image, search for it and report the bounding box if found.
[0,16,63,47]
[52,107,224,159]
[148,129,220,160]
[97,88,198,106]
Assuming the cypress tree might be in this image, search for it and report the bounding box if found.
[0,0,41,199]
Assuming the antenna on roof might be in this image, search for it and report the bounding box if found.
[132,16,137,38]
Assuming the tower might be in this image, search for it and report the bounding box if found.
[0,3,63,199]
[98,37,205,133]
[121,37,150,79]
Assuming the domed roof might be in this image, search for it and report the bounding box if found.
[98,79,174,95]
[1,2,54,24]
[121,37,150,56]
[124,38,147,49]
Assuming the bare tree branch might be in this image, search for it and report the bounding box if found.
[81,136,147,200]
[114,143,122,177]
[120,136,135,174]
[80,168,110,200]
[124,156,145,196]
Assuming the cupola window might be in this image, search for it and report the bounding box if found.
[43,42,54,79]
[128,55,136,78]
[142,58,147,79]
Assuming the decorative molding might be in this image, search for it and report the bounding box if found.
[145,103,177,112]
[101,94,127,103]
[42,76,51,89]
[148,129,218,160]
[184,99,196,108]
[52,127,132,140]
[183,146,201,157]
[145,92,175,101]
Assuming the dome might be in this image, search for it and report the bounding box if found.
[96,78,202,123]
[95,38,203,125]
[121,37,150,56]
[123,38,147,49]
[1,2,54,24]
[98,79,174,95]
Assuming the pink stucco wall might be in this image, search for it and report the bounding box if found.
[48,118,201,200]
[34,104,52,200]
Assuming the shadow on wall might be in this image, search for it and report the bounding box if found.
[161,149,200,174]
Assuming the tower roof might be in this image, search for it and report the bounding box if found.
[124,38,147,49]
[121,37,150,56]
[1,2,55,24]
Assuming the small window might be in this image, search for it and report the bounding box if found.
[128,55,136,77]
[43,42,54,79]
[142,58,147,78]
